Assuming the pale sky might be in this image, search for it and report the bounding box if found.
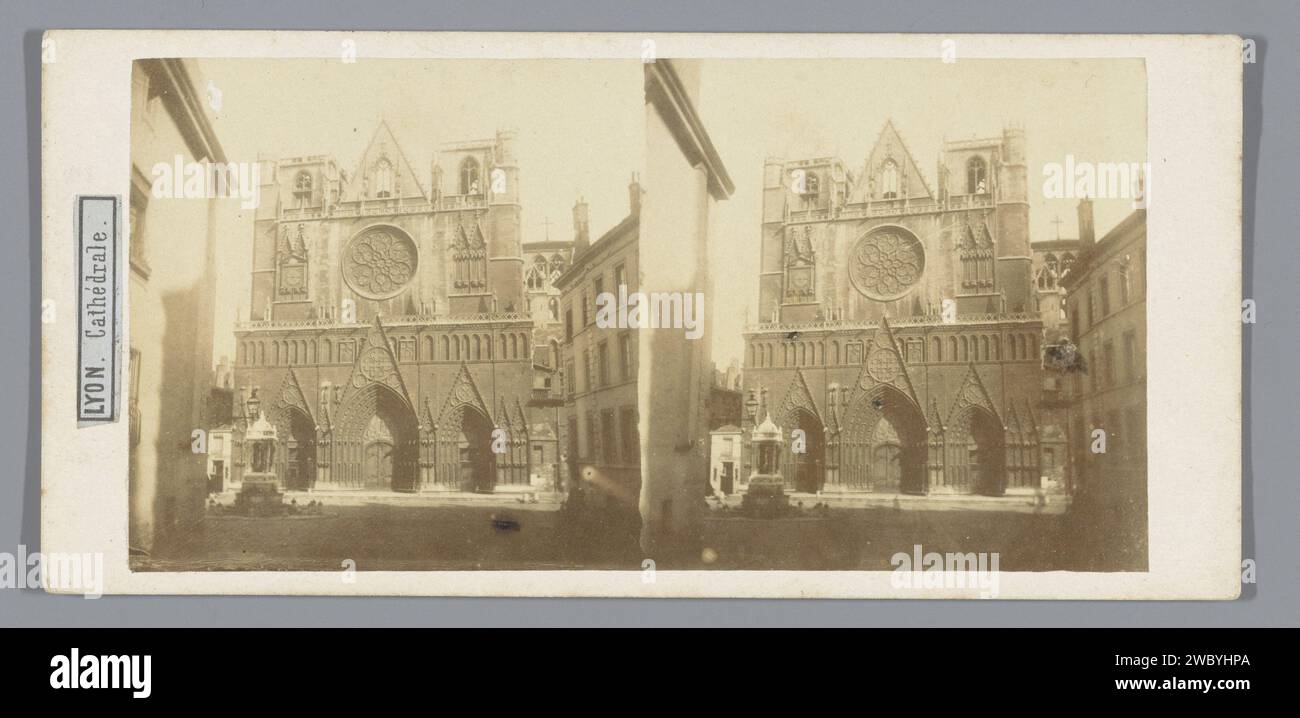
[194,58,644,365]
[696,58,1148,365]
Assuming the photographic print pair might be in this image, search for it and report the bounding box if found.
[41,32,1242,598]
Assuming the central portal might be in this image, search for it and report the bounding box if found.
[459,408,497,493]
[363,439,394,489]
[361,414,397,490]
[336,384,419,492]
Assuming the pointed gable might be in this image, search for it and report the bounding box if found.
[851,119,934,203]
[850,316,922,410]
[339,316,414,408]
[946,363,1001,426]
[1021,399,1041,446]
[344,119,427,201]
[269,367,315,426]
[1005,402,1024,438]
[512,399,531,440]
[775,368,821,428]
[436,363,492,427]
[927,397,945,433]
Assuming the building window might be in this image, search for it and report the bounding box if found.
[601,410,617,465]
[373,159,394,198]
[294,170,312,203]
[585,412,599,461]
[619,332,633,380]
[614,263,627,292]
[620,406,639,464]
[880,160,899,199]
[1119,259,1131,305]
[460,157,481,195]
[1123,330,1137,382]
[592,276,605,323]
[526,255,548,291]
[451,224,487,294]
[129,171,151,278]
[566,416,579,458]
[966,156,988,194]
[581,290,590,326]
[1102,341,1115,388]
[802,170,820,197]
[581,349,591,393]
[564,307,573,341]
[1139,249,1146,298]
[565,360,575,398]
[1086,287,1096,328]
[1039,254,1059,290]
[597,340,609,388]
[1099,276,1111,317]
[960,225,994,291]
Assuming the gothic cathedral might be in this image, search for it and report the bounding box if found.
[743,121,1045,497]
[232,122,560,493]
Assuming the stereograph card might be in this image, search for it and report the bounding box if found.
[40,31,1241,598]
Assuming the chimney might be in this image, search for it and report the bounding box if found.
[629,172,642,217]
[1076,197,1095,246]
[572,197,590,253]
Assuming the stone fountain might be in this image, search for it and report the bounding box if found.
[235,412,286,517]
[741,413,792,518]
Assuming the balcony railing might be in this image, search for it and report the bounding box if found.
[236,311,532,332]
[744,312,1040,334]
[786,194,994,224]
[279,194,483,222]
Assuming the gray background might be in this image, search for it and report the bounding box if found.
[1,0,1288,627]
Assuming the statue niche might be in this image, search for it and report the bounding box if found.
[783,225,816,303]
[277,223,310,299]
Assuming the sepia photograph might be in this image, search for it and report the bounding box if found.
[677,58,1149,573]
[38,31,1241,600]
[126,57,647,570]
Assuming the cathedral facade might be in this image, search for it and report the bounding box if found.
[231,123,557,493]
[742,122,1045,497]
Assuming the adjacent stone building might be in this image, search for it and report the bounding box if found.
[553,186,641,513]
[1061,205,1147,557]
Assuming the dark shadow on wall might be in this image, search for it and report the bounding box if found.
[131,282,210,556]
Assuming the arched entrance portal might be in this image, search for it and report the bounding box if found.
[839,386,928,494]
[336,384,419,492]
[782,409,825,493]
[458,408,497,493]
[284,408,316,491]
[944,407,1005,495]
[362,415,396,489]
[870,417,903,492]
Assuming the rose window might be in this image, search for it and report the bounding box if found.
[342,228,418,300]
[848,229,925,301]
